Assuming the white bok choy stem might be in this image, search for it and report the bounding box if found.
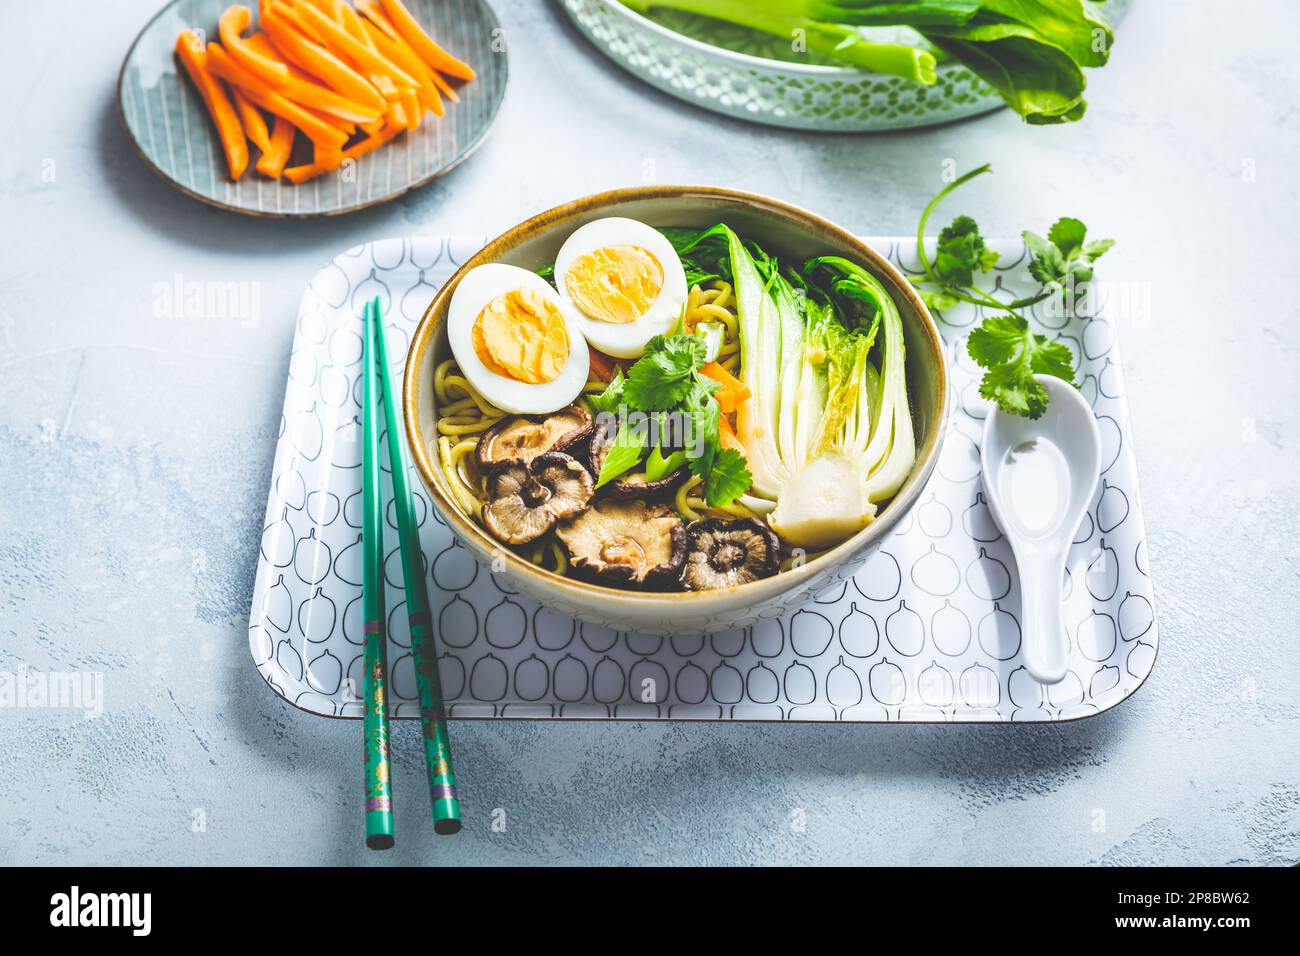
[725,228,790,500]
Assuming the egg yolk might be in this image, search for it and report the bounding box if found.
[472,287,568,384]
[565,245,663,324]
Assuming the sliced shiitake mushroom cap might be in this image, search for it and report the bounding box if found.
[475,405,593,471]
[586,422,688,498]
[482,452,594,546]
[682,517,781,591]
[555,499,686,590]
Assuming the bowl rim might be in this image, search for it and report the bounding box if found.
[403,184,950,607]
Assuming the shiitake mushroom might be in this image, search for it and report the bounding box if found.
[482,452,594,545]
[681,517,781,591]
[475,405,593,472]
[555,499,686,590]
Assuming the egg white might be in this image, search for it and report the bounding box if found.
[446,263,590,415]
[553,218,688,360]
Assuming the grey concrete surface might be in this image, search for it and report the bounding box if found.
[1,0,1296,866]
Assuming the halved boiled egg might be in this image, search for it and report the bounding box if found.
[447,263,590,415]
[554,218,688,359]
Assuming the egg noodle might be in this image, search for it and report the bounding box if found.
[434,281,758,575]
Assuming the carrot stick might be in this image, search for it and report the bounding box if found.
[206,43,349,151]
[279,71,382,124]
[400,86,420,130]
[255,115,296,177]
[424,60,460,104]
[587,346,617,384]
[269,0,328,45]
[231,86,273,153]
[371,71,400,101]
[297,2,421,89]
[262,8,387,112]
[247,32,318,81]
[335,0,375,49]
[355,0,400,42]
[360,18,443,116]
[717,409,745,452]
[379,0,475,81]
[220,5,290,87]
[174,31,249,180]
[283,121,402,183]
[700,361,751,413]
[385,98,407,129]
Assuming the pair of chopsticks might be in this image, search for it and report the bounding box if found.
[362,296,461,848]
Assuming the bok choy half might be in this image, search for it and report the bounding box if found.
[671,227,917,550]
[619,0,1114,125]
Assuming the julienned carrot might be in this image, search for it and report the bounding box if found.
[335,0,375,49]
[297,2,421,90]
[423,62,460,104]
[360,17,443,116]
[400,87,420,130]
[206,43,349,151]
[231,86,272,152]
[371,72,400,101]
[175,31,249,180]
[302,103,356,134]
[717,409,745,452]
[385,99,407,129]
[250,30,374,128]
[283,120,402,183]
[379,0,474,81]
[280,71,382,123]
[246,32,321,83]
[587,346,618,384]
[355,0,400,42]
[262,8,387,112]
[255,115,295,177]
[701,361,752,413]
[269,0,327,45]
[220,5,290,87]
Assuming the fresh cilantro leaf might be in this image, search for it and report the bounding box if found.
[934,215,998,288]
[967,314,1076,419]
[699,447,752,508]
[1083,238,1115,261]
[622,334,711,411]
[1047,217,1087,258]
[1024,229,1067,287]
[586,368,625,417]
[613,332,751,503]
[1026,220,1115,294]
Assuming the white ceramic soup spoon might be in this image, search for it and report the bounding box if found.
[980,375,1101,684]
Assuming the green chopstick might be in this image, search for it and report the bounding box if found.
[371,296,463,835]
[362,299,395,850]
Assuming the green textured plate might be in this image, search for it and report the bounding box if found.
[117,0,507,217]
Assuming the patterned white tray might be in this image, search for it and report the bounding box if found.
[248,235,1158,722]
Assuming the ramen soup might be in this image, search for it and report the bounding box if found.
[431,219,917,592]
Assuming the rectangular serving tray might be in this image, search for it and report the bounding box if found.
[247,235,1158,722]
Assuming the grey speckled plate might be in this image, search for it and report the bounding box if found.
[117,0,507,217]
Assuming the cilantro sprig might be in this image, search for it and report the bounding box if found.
[910,163,1114,419]
[967,315,1075,419]
[587,334,752,506]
